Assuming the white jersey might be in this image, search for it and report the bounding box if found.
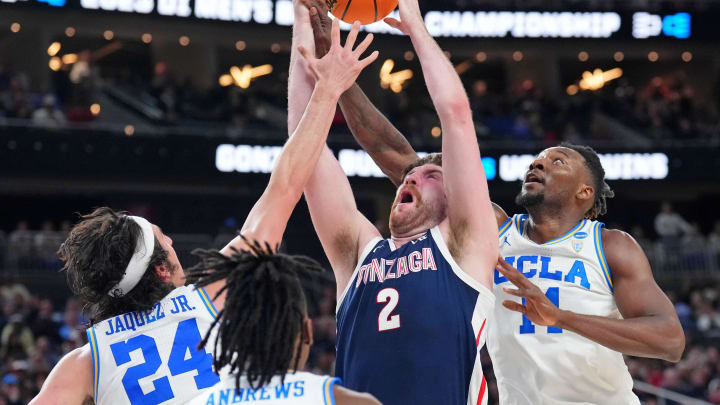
[86,285,221,405]
[189,371,340,405]
[488,214,639,405]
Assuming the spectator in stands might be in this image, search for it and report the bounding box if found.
[655,202,691,267]
[7,221,34,269]
[28,299,61,345]
[682,223,709,270]
[31,95,66,128]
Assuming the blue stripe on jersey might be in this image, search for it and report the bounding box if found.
[544,219,587,245]
[196,286,218,319]
[86,328,100,402]
[323,377,341,405]
[498,218,512,238]
[594,222,614,291]
[336,228,482,405]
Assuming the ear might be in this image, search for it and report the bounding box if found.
[576,183,595,203]
[303,318,314,347]
[154,264,172,283]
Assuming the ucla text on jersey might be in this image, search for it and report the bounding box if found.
[488,214,640,405]
[336,226,494,405]
[86,285,221,405]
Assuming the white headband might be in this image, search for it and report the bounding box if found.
[108,216,155,297]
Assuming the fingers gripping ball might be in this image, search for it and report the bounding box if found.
[327,0,398,25]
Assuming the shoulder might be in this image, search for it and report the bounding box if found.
[492,202,510,228]
[333,384,382,405]
[28,344,93,404]
[600,227,650,277]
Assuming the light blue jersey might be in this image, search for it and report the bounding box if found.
[189,371,340,405]
[86,285,221,405]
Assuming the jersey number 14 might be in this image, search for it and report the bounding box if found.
[520,286,562,334]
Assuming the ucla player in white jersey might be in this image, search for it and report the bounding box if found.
[29,13,378,404]
[185,240,380,405]
[490,143,684,404]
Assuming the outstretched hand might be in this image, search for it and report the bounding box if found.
[383,0,423,35]
[496,256,562,327]
[300,0,332,58]
[298,19,379,98]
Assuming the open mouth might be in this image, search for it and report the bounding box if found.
[524,172,545,184]
[399,190,414,204]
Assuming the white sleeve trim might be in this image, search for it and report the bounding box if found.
[429,227,495,303]
[336,237,383,313]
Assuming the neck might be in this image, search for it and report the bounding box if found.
[390,229,428,248]
[525,205,585,244]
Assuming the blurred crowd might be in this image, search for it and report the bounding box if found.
[0,205,719,404]
[2,58,718,145]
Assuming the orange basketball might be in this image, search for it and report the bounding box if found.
[328,0,399,25]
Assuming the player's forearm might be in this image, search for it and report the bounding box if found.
[556,310,685,362]
[288,4,316,134]
[407,23,471,123]
[338,83,418,185]
[271,86,340,198]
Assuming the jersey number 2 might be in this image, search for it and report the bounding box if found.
[519,286,562,334]
[110,318,220,405]
[377,288,400,332]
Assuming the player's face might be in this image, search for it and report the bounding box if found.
[389,164,448,236]
[515,147,586,210]
[152,225,185,287]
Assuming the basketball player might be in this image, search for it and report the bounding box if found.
[290,0,497,404]
[186,241,380,405]
[29,15,378,405]
[304,7,685,402]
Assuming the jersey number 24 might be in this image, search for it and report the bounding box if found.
[110,318,220,404]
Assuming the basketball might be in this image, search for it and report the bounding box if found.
[328,0,399,25]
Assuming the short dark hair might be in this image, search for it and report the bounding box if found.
[400,153,443,181]
[186,238,324,391]
[59,207,174,325]
[559,143,615,219]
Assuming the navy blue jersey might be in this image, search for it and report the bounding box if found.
[336,226,494,405]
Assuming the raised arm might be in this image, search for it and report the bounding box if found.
[290,8,382,296]
[497,230,685,362]
[386,0,497,287]
[208,17,378,306]
[304,0,417,185]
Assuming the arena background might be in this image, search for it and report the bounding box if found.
[0,0,719,403]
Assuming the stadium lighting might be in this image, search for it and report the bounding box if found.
[431,127,442,138]
[566,85,579,95]
[124,125,135,136]
[682,51,692,62]
[218,74,233,87]
[142,33,152,43]
[270,43,281,53]
[61,53,78,64]
[379,59,413,93]
[404,51,414,61]
[578,68,623,91]
[578,51,589,62]
[103,30,114,40]
[179,36,190,46]
[10,23,21,33]
[613,51,624,62]
[48,57,62,71]
[648,51,659,62]
[512,51,523,62]
[65,27,76,37]
[90,104,101,115]
[47,42,62,57]
[475,52,487,62]
[228,65,273,89]
[235,40,246,51]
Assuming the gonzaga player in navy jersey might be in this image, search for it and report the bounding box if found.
[289,0,498,404]
[29,10,378,403]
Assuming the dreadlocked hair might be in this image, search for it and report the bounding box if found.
[559,142,615,219]
[185,236,325,391]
